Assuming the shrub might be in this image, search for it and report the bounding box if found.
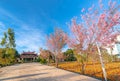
[40,59,47,64]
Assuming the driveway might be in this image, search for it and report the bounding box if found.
[0,63,100,81]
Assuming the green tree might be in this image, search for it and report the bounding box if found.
[7,28,16,48]
[1,32,7,48]
[0,48,10,66]
[64,49,76,61]
[6,48,17,63]
[0,28,18,66]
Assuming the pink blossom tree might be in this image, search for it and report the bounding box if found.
[68,0,120,80]
[40,48,53,65]
[46,28,67,67]
[67,19,88,74]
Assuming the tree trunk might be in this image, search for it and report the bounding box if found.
[96,42,107,81]
[47,56,50,65]
[92,59,96,75]
[55,58,58,68]
[81,62,86,74]
[110,48,114,62]
[55,55,58,68]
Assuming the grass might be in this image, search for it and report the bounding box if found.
[51,61,120,81]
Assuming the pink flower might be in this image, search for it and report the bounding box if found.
[100,14,106,19]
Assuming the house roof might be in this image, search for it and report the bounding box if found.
[21,51,37,55]
[20,51,38,58]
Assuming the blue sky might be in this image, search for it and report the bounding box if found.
[0,0,97,53]
[0,0,119,53]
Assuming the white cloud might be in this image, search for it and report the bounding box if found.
[0,22,8,42]
[16,28,46,53]
[0,8,47,54]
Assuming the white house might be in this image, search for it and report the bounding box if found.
[106,35,120,57]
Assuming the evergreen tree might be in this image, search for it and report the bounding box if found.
[0,28,18,66]
[1,32,7,48]
[7,28,16,48]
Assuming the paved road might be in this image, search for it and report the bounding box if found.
[0,63,100,81]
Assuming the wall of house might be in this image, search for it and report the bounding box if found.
[106,35,120,56]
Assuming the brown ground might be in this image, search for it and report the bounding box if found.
[0,63,100,81]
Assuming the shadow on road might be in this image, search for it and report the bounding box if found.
[22,73,95,81]
[0,72,48,81]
